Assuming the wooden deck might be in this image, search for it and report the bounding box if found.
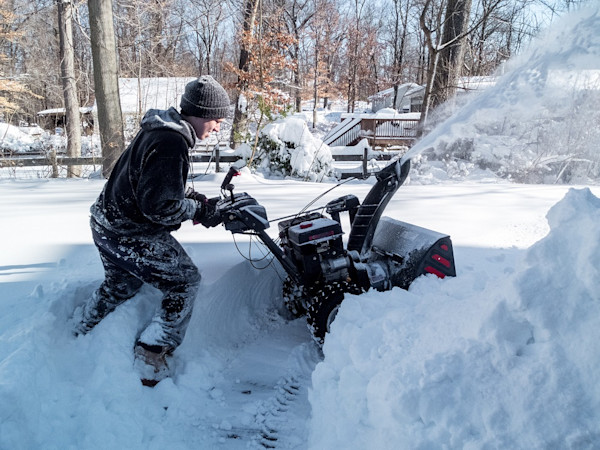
[323,115,420,148]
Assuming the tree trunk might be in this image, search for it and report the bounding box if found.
[294,56,301,113]
[230,0,260,149]
[57,0,82,178]
[312,39,319,128]
[431,0,472,107]
[88,0,124,178]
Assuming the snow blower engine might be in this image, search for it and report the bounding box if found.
[215,159,456,343]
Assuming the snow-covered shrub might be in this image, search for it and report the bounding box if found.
[0,123,41,153]
[0,121,102,162]
[249,117,335,181]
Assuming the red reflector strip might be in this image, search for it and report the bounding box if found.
[440,244,449,251]
[425,266,446,278]
[431,254,451,268]
[309,230,335,241]
[300,222,313,229]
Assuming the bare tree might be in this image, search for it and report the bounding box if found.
[0,0,57,123]
[57,0,82,177]
[341,0,380,112]
[434,0,473,103]
[419,0,502,124]
[175,0,231,76]
[88,0,124,178]
[346,0,366,112]
[113,0,184,78]
[307,0,344,111]
[229,0,260,148]
[389,0,412,108]
[275,0,315,112]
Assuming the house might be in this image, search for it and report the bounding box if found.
[368,83,423,113]
[323,109,422,148]
[36,106,95,135]
[368,76,499,114]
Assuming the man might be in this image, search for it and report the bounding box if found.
[74,75,231,386]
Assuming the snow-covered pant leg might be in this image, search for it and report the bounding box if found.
[97,253,145,303]
[91,222,201,352]
[78,255,144,332]
[75,231,144,334]
[136,253,201,352]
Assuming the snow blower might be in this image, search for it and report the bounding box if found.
[215,158,456,343]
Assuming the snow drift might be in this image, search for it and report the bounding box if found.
[309,187,600,449]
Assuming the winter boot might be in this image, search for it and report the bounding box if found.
[133,340,173,387]
[133,317,179,386]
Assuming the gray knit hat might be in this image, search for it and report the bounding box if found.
[180,75,231,119]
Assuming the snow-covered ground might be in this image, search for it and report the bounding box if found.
[1,175,599,449]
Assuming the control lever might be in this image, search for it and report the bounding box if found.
[221,166,241,201]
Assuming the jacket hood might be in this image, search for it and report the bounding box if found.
[140,107,197,148]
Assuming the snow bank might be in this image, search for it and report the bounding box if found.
[309,187,600,449]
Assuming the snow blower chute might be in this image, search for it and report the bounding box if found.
[215,158,456,343]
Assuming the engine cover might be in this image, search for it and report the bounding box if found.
[287,217,343,247]
[285,217,346,283]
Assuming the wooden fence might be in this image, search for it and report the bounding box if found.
[1,146,403,179]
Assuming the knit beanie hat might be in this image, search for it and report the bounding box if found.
[180,75,231,119]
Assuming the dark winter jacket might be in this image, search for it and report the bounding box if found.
[91,107,198,235]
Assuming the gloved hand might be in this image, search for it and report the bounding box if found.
[198,197,222,228]
[189,190,222,228]
[185,188,206,203]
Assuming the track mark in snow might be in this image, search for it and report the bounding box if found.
[212,318,320,449]
[248,375,305,449]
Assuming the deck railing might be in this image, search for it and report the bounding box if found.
[324,116,420,148]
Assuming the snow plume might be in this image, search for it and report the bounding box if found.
[309,187,600,449]
[254,116,334,181]
[405,5,600,184]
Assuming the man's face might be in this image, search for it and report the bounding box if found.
[185,116,225,140]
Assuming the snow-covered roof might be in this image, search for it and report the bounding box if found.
[368,83,421,100]
[340,110,421,120]
[368,77,496,101]
[38,106,93,116]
